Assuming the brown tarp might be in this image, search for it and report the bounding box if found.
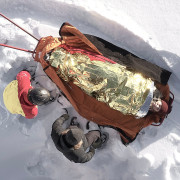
[34,22,170,144]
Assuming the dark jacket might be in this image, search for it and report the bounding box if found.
[51,116,95,163]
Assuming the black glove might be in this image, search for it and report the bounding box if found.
[91,138,102,149]
[92,132,109,149]
[60,114,69,121]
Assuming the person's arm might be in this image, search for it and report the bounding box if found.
[51,114,69,149]
[77,147,95,163]
[16,71,32,93]
[52,114,69,135]
[25,107,38,119]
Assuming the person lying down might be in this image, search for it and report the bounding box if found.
[44,47,168,119]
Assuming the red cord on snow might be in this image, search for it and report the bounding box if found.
[0,12,39,54]
[0,43,34,53]
[0,13,39,41]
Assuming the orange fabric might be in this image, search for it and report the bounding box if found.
[34,22,170,143]
[60,22,102,55]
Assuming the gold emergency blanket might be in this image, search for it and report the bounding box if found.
[49,48,153,116]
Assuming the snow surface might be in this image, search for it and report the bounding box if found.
[0,0,180,179]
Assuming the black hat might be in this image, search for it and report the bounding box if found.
[64,129,83,146]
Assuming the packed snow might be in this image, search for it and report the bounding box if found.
[0,0,180,180]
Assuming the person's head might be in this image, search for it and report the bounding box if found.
[150,98,168,116]
[62,129,83,149]
[150,98,162,112]
[28,87,51,106]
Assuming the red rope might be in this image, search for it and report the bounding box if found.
[0,43,34,53]
[0,13,39,41]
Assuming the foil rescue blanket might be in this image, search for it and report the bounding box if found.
[48,47,153,116]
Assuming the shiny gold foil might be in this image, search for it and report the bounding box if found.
[49,48,152,116]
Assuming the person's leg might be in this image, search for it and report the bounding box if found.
[85,130,101,147]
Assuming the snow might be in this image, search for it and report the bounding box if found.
[0,0,180,179]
